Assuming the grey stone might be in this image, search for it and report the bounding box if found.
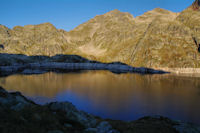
[48,102,97,128]
[10,102,26,111]
[0,88,33,109]
[64,123,73,128]
[84,128,98,133]
[82,122,121,133]
[48,101,77,112]
[97,121,112,133]
[174,122,200,133]
[107,129,120,133]
[19,116,28,122]
[47,130,64,133]
[15,95,28,103]
[33,113,42,120]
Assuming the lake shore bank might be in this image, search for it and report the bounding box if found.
[154,68,200,74]
[0,86,199,133]
[0,54,167,76]
[0,62,167,76]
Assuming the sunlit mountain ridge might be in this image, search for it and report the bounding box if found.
[1,0,200,68]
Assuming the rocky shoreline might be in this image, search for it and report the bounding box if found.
[0,62,167,76]
[0,86,200,133]
[154,68,200,74]
[0,54,167,76]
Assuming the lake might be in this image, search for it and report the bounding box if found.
[0,71,200,124]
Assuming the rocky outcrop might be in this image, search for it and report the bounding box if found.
[84,121,120,133]
[0,62,167,75]
[174,122,200,133]
[0,54,167,76]
[0,86,33,111]
[48,102,97,128]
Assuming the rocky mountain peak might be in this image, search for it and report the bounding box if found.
[0,25,10,40]
[1,5,200,68]
[37,22,56,28]
[106,9,121,14]
[0,25,9,31]
[105,9,134,18]
[191,0,200,10]
[12,22,57,33]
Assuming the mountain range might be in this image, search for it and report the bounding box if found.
[1,0,200,68]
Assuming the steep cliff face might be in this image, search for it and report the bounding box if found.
[1,0,200,68]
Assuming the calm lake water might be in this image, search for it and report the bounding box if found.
[0,71,200,124]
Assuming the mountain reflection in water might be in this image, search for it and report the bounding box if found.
[0,71,200,124]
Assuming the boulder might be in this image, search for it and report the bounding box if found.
[84,126,120,133]
[95,121,120,133]
[174,122,200,133]
[10,102,26,111]
[107,130,120,133]
[64,123,73,128]
[84,128,98,133]
[96,121,112,132]
[47,130,64,133]
[48,102,97,128]
[0,87,33,110]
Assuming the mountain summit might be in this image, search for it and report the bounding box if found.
[1,0,200,68]
[191,0,200,10]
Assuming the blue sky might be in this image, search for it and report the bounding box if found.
[0,0,193,31]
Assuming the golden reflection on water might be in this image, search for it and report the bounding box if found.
[0,71,200,98]
[0,71,200,123]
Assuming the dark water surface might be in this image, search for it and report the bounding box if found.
[0,71,200,124]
